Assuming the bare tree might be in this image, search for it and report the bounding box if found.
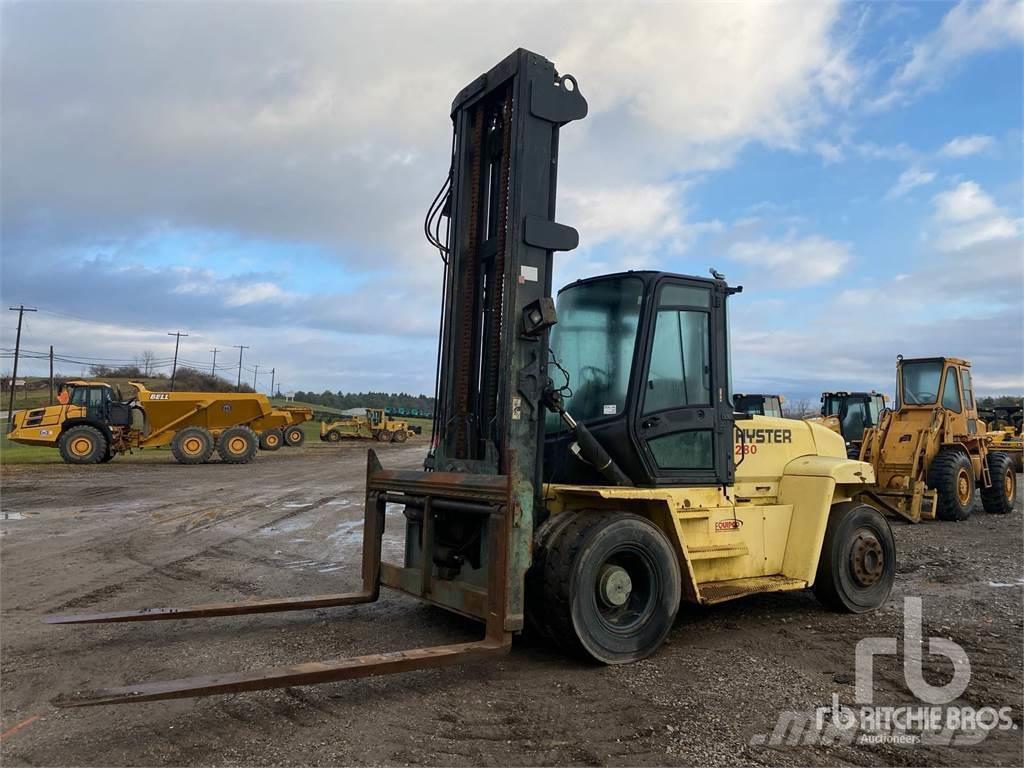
[136,349,157,377]
[785,398,813,418]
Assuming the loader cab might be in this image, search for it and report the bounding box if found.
[820,391,886,443]
[733,393,784,418]
[544,270,738,488]
[896,356,977,434]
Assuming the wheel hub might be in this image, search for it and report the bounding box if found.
[957,470,971,504]
[849,531,884,587]
[229,437,245,452]
[598,565,633,608]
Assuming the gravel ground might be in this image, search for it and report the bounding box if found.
[1,443,1020,767]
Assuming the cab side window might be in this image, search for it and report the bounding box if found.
[941,368,962,412]
[960,369,974,410]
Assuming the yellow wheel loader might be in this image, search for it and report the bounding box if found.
[8,381,312,465]
[319,407,421,443]
[45,50,896,707]
[858,357,1017,522]
[817,391,887,459]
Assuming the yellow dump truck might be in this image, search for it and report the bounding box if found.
[7,381,312,465]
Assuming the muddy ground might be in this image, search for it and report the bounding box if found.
[1,442,1021,767]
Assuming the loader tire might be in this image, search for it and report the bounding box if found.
[259,429,284,452]
[392,429,408,443]
[532,511,680,664]
[283,425,306,447]
[217,426,258,464]
[928,449,974,521]
[171,427,215,465]
[981,452,1016,515]
[325,430,342,443]
[59,425,107,465]
[813,502,895,613]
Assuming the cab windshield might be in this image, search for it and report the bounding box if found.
[546,277,644,431]
[763,397,783,418]
[823,395,842,416]
[901,361,943,406]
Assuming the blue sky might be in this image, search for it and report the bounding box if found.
[1,1,1021,403]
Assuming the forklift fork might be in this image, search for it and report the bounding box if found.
[46,450,513,707]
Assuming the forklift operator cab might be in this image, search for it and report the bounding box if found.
[544,271,737,488]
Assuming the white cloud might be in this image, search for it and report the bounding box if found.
[814,141,844,163]
[727,234,852,286]
[895,0,1024,90]
[939,134,995,157]
[886,167,937,198]
[931,180,1023,254]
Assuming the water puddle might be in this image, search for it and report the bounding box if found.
[1,512,29,521]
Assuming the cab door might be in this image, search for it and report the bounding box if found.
[633,276,733,486]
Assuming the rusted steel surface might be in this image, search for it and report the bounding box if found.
[55,640,510,707]
[368,467,508,503]
[42,592,378,624]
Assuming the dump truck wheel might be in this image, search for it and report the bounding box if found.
[325,430,342,443]
[814,502,895,613]
[171,427,215,465]
[58,425,107,465]
[376,430,392,443]
[217,425,258,464]
[981,452,1016,515]
[99,448,115,463]
[929,449,974,521]
[284,426,306,447]
[392,429,408,443]
[259,429,284,452]
[535,511,680,664]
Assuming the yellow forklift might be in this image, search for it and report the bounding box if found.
[46,49,895,706]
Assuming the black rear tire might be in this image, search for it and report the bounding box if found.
[325,429,342,443]
[171,426,215,465]
[981,452,1016,515]
[813,502,895,613]
[259,429,284,451]
[216,426,258,464]
[928,449,974,521]
[283,426,306,447]
[58,425,107,465]
[530,511,680,664]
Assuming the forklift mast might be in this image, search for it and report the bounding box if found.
[429,49,587,507]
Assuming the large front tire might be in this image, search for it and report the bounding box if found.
[981,452,1016,515]
[258,429,284,452]
[530,511,681,664]
[929,449,975,521]
[58,425,107,465]
[814,502,895,613]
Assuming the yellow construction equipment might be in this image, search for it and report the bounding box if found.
[8,381,312,465]
[46,49,899,707]
[733,393,784,418]
[858,356,1017,522]
[816,391,888,458]
[979,405,1023,472]
[319,408,421,444]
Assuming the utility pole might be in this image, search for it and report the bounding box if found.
[269,368,276,399]
[49,345,54,405]
[232,345,249,391]
[7,305,37,427]
[167,331,188,391]
[210,348,219,377]
[252,364,259,391]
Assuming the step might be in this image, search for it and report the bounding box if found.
[697,574,806,604]
[687,544,750,561]
[676,509,711,519]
